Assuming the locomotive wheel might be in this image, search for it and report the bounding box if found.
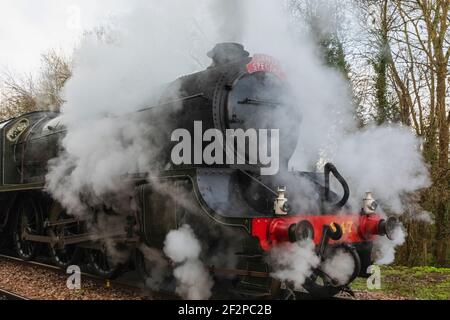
[12,199,42,261]
[302,272,342,298]
[48,212,81,269]
[50,244,80,270]
[135,247,170,289]
[86,246,122,279]
[303,244,361,298]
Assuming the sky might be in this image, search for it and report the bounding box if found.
[0,0,367,75]
[0,0,133,75]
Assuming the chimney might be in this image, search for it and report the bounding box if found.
[207,43,250,68]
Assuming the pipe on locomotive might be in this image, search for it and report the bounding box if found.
[324,163,350,212]
[268,215,398,244]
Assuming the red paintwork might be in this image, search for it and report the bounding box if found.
[247,54,286,79]
[251,213,384,251]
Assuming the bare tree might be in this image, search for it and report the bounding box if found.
[0,50,71,120]
[387,0,449,266]
[351,0,449,265]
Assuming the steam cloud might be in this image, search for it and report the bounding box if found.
[45,1,213,217]
[41,0,431,296]
[322,248,356,285]
[163,225,213,300]
[373,225,407,265]
[269,241,320,289]
[139,245,170,290]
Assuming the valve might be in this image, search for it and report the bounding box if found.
[274,186,289,216]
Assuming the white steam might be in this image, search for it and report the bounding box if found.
[163,224,213,300]
[139,245,170,290]
[225,0,430,270]
[269,241,320,289]
[412,211,434,224]
[234,1,430,268]
[45,1,216,216]
[322,248,355,285]
[40,0,431,292]
[210,0,431,215]
[332,126,430,213]
[373,225,406,265]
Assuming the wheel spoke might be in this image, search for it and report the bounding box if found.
[87,247,121,278]
[48,210,81,268]
[14,201,40,260]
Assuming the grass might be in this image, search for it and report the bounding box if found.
[351,265,450,300]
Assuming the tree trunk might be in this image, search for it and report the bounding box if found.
[433,50,449,266]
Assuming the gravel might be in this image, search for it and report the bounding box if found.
[0,258,148,300]
[341,290,408,300]
[0,257,408,300]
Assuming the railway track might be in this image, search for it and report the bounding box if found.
[0,253,140,289]
[0,253,360,300]
[0,253,177,300]
[0,288,29,300]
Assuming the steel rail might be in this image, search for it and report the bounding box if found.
[0,288,30,300]
[0,253,171,299]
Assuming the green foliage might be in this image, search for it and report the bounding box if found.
[319,37,350,77]
[352,265,450,300]
[372,46,399,124]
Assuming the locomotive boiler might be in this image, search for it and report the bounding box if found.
[0,43,398,298]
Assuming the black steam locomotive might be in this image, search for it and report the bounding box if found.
[0,43,396,298]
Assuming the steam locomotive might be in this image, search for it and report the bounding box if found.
[0,43,397,298]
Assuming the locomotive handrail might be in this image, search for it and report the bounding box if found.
[324,163,350,212]
[237,98,282,107]
[135,93,207,113]
[238,169,278,196]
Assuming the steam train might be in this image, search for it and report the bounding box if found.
[0,43,397,298]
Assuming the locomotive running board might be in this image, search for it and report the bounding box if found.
[43,218,83,228]
[22,231,132,246]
